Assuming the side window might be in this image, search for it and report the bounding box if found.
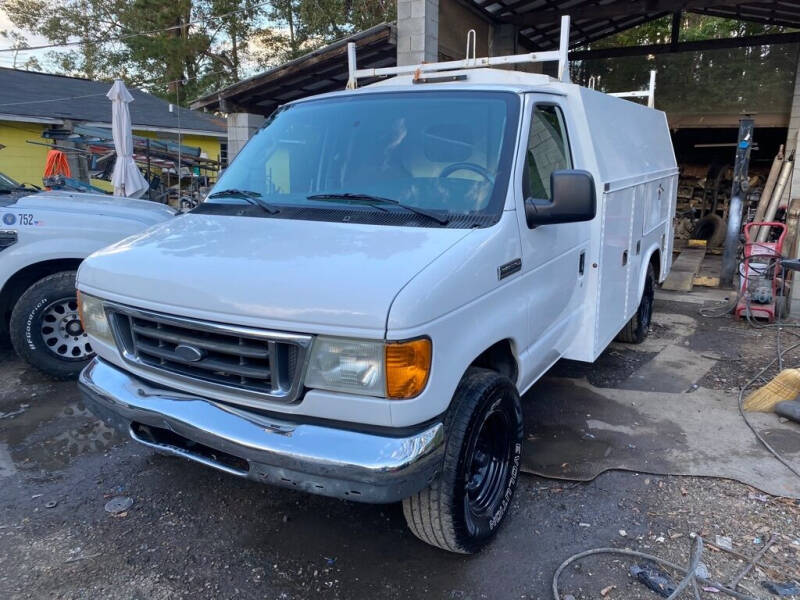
[522,105,572,201]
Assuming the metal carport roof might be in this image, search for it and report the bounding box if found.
[467,0,800,50]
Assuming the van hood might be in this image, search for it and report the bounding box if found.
[13,191,176,226]
[78,214,473,335]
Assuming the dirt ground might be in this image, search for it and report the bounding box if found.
[0,296,799,600]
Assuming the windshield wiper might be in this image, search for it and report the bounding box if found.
[307,193,449,225]
[208,189,280,215]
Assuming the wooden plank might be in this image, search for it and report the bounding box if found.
[662,247,707,291]
[662,271,696,291]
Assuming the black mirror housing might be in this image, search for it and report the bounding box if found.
[525,169,597,227]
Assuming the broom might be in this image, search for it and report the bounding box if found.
[743,368,800,412]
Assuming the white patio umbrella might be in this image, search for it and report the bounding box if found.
[107,79,149,198]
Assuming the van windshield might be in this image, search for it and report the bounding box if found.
[204,91,520,228]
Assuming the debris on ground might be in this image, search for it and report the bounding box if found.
[743,368,800,412]
[774,400,800,424]
[104,496,134,515]
[0,404,29,420]
[600,584,616,596]
[630,563,677,597]
[715,535,733,551]
[761,580,800,596]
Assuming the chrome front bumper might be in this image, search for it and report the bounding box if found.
[78,359,445,503]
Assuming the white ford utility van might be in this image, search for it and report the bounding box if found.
[77,22,676,553]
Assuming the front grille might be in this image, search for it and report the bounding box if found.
[106,304,311,402]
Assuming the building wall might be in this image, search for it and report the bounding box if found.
[0,120,50,186]
[0,120,223,190]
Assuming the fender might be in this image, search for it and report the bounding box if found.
[0,237,100,291]
[635,244,661,303]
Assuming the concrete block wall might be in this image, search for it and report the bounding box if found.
[227,112,265,160]
[397,0,438,65]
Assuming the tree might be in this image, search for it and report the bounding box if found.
[4,0,272,102]
[0,29,42,70]
[4,0,395,103]
[570,15,797,117]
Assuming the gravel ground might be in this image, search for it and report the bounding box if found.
[0,297,799,600]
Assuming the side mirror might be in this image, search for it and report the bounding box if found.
[525,169,596,227]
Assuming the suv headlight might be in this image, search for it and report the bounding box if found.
[305,336,431,399]
[77,292,114,346]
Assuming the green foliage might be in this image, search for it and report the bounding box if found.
[571,15,799,116]
[4,0,395,103]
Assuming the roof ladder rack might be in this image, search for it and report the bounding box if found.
[346,15,571,89]
[607,70,657,108]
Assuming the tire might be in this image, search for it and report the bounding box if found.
[616,263,655,344]
[402,367,524,554]
[692,214,726,248]
[9,271,94,379]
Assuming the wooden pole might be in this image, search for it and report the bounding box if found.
[751,144,784,240]
[757,155,794,243]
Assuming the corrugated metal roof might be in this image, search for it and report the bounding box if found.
[469,0,800,50]
[0,68,226,134]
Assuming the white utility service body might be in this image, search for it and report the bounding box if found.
[76,50,677,552]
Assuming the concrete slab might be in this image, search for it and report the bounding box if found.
[619,343,716,392]
[521,378,800,498]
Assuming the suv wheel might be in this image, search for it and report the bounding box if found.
[616,263,655,344]
[402,367,523,553]
[9,271,94,379]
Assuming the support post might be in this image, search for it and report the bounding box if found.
[670,11,681,51]
[346,42,357,89]
[227,112,265,161]
[397,0,439,66]
[720,117,755,288]
[558,15,570,82]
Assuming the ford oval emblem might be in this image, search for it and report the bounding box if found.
[174,344,205,362]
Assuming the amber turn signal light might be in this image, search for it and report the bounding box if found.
[385,338,432,399]
[76,290,85,328]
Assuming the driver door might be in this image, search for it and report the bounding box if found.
[514,97,592,388]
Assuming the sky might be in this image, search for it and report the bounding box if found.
[0,8,52,69]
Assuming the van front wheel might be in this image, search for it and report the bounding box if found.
[402,368,523,554]
[616,263,655,344]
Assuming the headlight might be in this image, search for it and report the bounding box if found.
[77,292,114,346]
[305,336,431,399]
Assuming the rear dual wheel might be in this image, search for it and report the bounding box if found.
[403,368,523,554]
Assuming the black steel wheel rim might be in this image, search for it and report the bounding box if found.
[40,296,93,361]
[464,405,512,532]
